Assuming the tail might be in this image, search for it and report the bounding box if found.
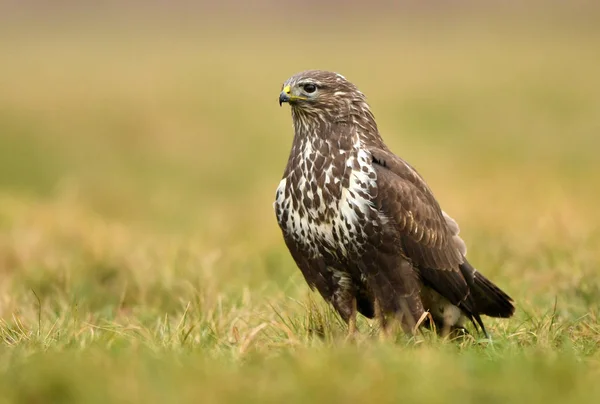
[470,270,515,319]
[459,261,515,338]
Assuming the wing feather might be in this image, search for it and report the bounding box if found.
[368,146,475,310]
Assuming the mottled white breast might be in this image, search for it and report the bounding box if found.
[274,144,379,257]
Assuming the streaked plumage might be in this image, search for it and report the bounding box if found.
[275,70,514,337]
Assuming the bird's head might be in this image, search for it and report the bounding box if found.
[279,70,380,142]
[278,70,365,116]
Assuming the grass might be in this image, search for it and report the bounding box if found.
[0,7,600,403]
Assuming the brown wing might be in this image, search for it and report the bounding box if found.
[368,146,476,311]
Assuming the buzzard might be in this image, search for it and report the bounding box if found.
[274,70,514,337]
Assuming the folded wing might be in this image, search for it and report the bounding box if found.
[368,146,514,332]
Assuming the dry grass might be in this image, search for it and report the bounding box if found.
[0,7,599,403]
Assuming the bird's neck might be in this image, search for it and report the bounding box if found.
[284,106,387,184]
[290,101,385,149]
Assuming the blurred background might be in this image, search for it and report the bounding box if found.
[1,1,600,401]
[0,0,599,332]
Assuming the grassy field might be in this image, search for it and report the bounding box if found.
[0,7,599,403]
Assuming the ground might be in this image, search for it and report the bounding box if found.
[0,6,599,404]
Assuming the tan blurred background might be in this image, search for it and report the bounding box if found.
[1,3,600,402]
[0,0,599,310]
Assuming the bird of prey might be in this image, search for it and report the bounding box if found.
[274,70,514,338]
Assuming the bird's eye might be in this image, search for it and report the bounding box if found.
[303,83,317,93]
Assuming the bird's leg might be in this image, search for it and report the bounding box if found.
[398,299,419,336]
[374,298,389,340]
[347,297,358,337]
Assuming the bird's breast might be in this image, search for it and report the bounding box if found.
[274,146,380,257]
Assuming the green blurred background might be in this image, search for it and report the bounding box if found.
[0,1,599,403]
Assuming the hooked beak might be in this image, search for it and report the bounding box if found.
[279,84,291,106]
